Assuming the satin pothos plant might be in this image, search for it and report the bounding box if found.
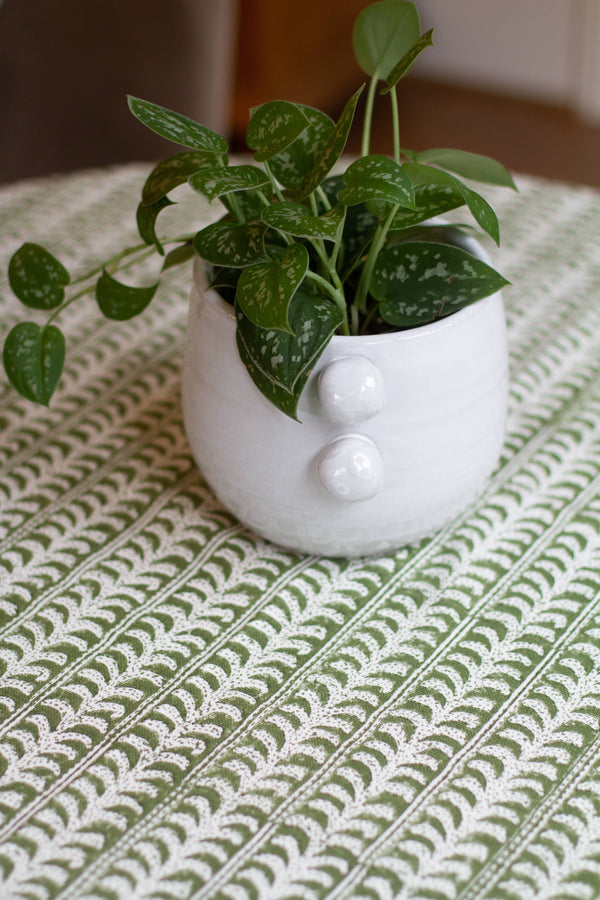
[3,0,515,419]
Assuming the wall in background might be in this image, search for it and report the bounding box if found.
[232,0,365,135]
[2,0,599,185]
[414,0,600,123]
[0,0,237,184]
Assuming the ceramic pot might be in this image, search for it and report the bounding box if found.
[182,239,508,556]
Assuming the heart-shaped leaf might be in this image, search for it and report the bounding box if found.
[188,165,270,202]
[372,184,465,229]
[268,106,335,190]
[371,241,510,326]
[3,322,65,405]
[8,243,70,310]
[236,287,344,419]
[141,150,224,205]
[261,202,344,242]
[291,87,364,201]
[193,220,269,267]
[127,95,228,153]
[246,101,310,163]
[136,196,175,254]
[339,155,415,208]
[96,270,159,320]
[236,243,309,332]
[319,175,379,264]
[414,148,517,189]
[353,0,420,78]
[456,182,500,245]
[402,163,500,243]
[370,162,465,227]
[382,28,434,91]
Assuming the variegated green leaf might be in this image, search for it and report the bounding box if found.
[353,0,421,78]
[371,183,465,229]
[261,202,344,242]
[458,182,501,245]
[320,175,380,264]
[141,150,224,205]
[96,270,159,320]
[188,165,270,202]
[292,87,364,201]
[339,155,415,209]
[236,243,309,332]
[193,220,269,267]
[8,243,70,310]
[246,101,310,163]
[403,162,500,244]
[414,147,517,189]
[3,322,65,405]
[369,162,466,227]
[127,96,228,153]
[268,106,335,190]
[371,240,509,325]
[382,28,434,90]
[236,286,343,419]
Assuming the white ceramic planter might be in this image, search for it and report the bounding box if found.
[182,239,508,556]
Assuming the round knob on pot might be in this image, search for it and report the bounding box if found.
[316,434,384,502]
[318,355,384,425]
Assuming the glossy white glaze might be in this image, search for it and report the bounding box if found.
[318,355,385,425]
[182,241,509,556]
[316,433,384,501]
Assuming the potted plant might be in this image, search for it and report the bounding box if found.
[3,0,515,556]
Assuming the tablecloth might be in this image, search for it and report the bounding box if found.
[1,163,600,900]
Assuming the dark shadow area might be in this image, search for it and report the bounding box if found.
[0,0,235,184]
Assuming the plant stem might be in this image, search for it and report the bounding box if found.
[307,194,333,277]
[316,186,332,211]
[329,233,342,277]
[107,245,158,276]
[309,236,347,310]
[226,192,245,223]
[46,243,164,325]
[390,85,401,164]
[306,271,350,335]
[353,203,399,315]
[255,188,272,208]
[46,284,98,325]
[67,235,195,288]
[361,72,380,157]
[311,236,331,271]
[304,191,346,292]
[264,161,286,203]
[312,188,347,287]
[69,242,149,285]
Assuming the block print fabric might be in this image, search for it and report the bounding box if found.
[1,165,600,899]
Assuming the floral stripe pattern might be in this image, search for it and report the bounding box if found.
[1,165,600,899]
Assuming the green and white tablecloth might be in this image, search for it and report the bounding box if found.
[1,163,600,900]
